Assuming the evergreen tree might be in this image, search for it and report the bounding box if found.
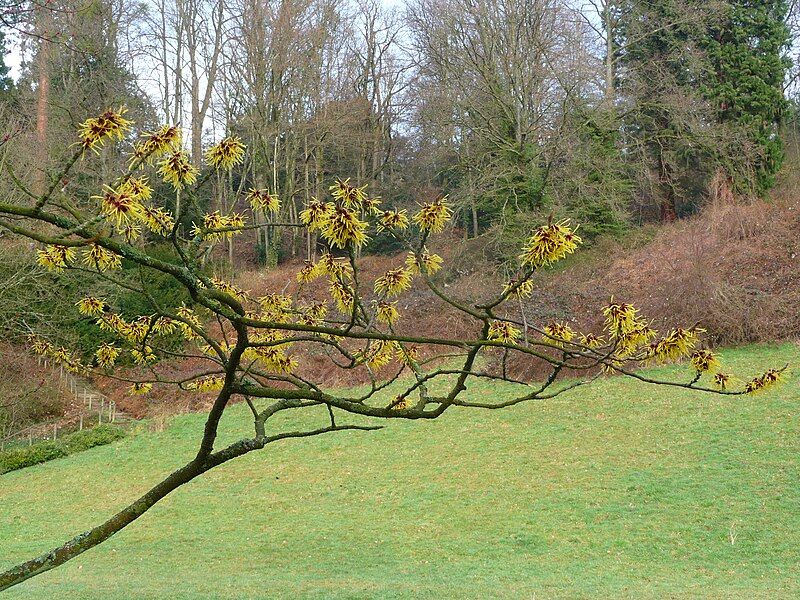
[702,0,792,194]
[0,29,12,95]
[616,0,711,220]
[617,0,791,217]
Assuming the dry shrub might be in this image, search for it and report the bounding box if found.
[603,195,800,345]
[76,196,798,415]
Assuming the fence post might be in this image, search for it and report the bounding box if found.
[28,432,32,446]
[79,415,84,431]
[53,423,57,440]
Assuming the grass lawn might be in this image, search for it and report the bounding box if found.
[1,343,799,599]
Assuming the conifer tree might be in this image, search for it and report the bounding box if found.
[702,0,791,193]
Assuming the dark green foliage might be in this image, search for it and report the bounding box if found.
[618,0,791,215]
[702,0,791,193]
[0,243,191,357]
[0,442,67,475]
[60,424,126,454]
[616,0,713,219]
[365,229,407,255]
[115,244,192,320]
[0,425,125,475]
[0,29,13,96]
[557,108,631,239]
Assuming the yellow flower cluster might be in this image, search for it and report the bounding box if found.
[296,260,321,283]
[51,345,85,374]
[374,267,413,297]
[96,185,145,226]
[27,335,84,373]
[391,396,409,410]
[247,189,280,213]
[131,125,182,164]
[176,306,203,340]
[322,205,369,249]
[543,321,576,346]
[153,317,177,336]
[129,382,153,396]
[186,375,226,392]
[318,253,352,280]
[413,198,452,233]
[744,369,782,395]
[377,209,409,231]
[330,178,368,209]
[376,301,400,325]
[192,211,245,241]
[503,277,534,299]
[78,107,131,153]
[405,249,443,275]
[97,313,127,336]
[158,150,198,190]
[647,327,704,363]
[127,316,153,343]
[248,330,298,373]
[690,349,720,373]
[330,280,354,313]
[131,345,157,365]
[363,197,382,214]
[142,204,176,236]
[580,332,605,348]
[300,198,333,231]
[95,343,120,368]
[37,245,76,272]
[600,299,657,356]
[255,345,299,373]
[298,303,328,327]
[121,176,152,201]
[76,296,107,317]
[488,320,521,344]
[28,335,52,356]
[397,344,420,366]
[603,299,638,334]
[92,177,175,239]
[520,220,581,267]
[205,136,245,170]
[617,323,658,356]
[357,340,400,369]
[92,309,180,356]
[713,372,731,390]
[259,294,293,322]
[82,244,122,271]
[210,278,248,302]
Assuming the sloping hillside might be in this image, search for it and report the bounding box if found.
[2,343,798,599]
[10,193,800,422]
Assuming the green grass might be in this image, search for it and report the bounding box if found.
[1,343,798,599]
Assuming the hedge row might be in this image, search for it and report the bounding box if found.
[0,424,126,475]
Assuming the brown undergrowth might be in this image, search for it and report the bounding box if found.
[83,189,800,417]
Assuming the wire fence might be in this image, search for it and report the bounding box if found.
[0,359,128,451]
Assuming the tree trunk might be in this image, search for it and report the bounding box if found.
[0,459,206,591]
[604,2,615,106]
[35,35,50,195]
